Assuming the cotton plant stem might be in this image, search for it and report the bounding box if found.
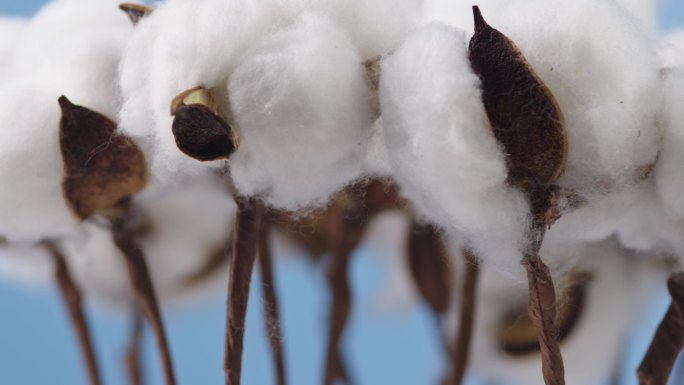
[124,308,145,385]
[46,243,103,385]
[112,227,176,385]
[637,272,684,385]
[323,203,365,385]
[522,220,565,385]
[257,218,287,385]
[449,251,480,385]
[224,197,263,385]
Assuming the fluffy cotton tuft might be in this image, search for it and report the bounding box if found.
[119,0,305,182]
[472,0,660,197]
[229,13,373,210]
[379,24,531,275]
[0,80,80,242]
[0,17,26,76]
[660,30,684,68]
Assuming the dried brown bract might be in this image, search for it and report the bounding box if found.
[171,87,239,162]
[59,96,148,221]
[468,6,567,196]
[119,3,153,25]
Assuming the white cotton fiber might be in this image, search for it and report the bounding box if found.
[119,0,305,182]
[379,24,531,276]
[9,0,130,118]
[228,13,373,210]
[0,17,26,76]
[0,243,54,287]
[311,0,422,60]
[458,240,666,385]
[59,175,237,308]
[654,67,684,220]
[457,0,661,198]
[613,0,660,32]
[660,30,684,68]
[0,80,81,242]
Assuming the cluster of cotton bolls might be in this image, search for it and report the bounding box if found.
[2,0,684,383]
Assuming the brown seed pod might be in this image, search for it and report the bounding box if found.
[119,3,153,25]
[468,6,567,195]
[170,87,239,162]
[59,96,148,221]
[406,222,452,315]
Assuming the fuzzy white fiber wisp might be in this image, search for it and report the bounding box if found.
[229,13,373,210]
[0,80,80,242]
[379,24,531,276]
[0,17,26,75]
[472,0,661,198]
[655,66,684,220]
[119,0,305,183]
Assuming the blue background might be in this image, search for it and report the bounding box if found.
[0,1,682,385]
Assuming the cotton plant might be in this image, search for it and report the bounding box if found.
[0,2,190,385]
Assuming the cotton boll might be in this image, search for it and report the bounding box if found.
[613,0,660,32]
[9,0,130,118]
[379,24,531,276]
[229,13,373,210]
[119,0,306,182]
[0,80,80,242]
[458,240,665,385]
[471,0,661,197]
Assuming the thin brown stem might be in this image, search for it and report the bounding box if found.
[113,228,176,385]
[124,308,145,385]
[258,219,287,385]
[449,251,480,385]
[523,249,565,385]
[224,197,263,385]
[47,243,103,385]
[323,204,365,385]
[637,272,684,385]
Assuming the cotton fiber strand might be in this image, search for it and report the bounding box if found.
[229,13,373,210]
[379,24,531,276]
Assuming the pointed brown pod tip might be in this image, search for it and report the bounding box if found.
[468,7,567,196]
[472,6,487,33]
[59,96,149,221]
[119,3,153,25]
[170,87,239,162]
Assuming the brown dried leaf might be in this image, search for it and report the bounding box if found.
[119,3,153,25]
[468,6,567,195]
[59,96,148,221]
[171,87,238,162]
[406,222,452,315]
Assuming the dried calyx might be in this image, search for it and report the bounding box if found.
[468,6,569,385]
[407,222,452,315]
[170,86,239,162]
[119,3,153,25]
[59,96,148,221]
[468,6,567,199]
